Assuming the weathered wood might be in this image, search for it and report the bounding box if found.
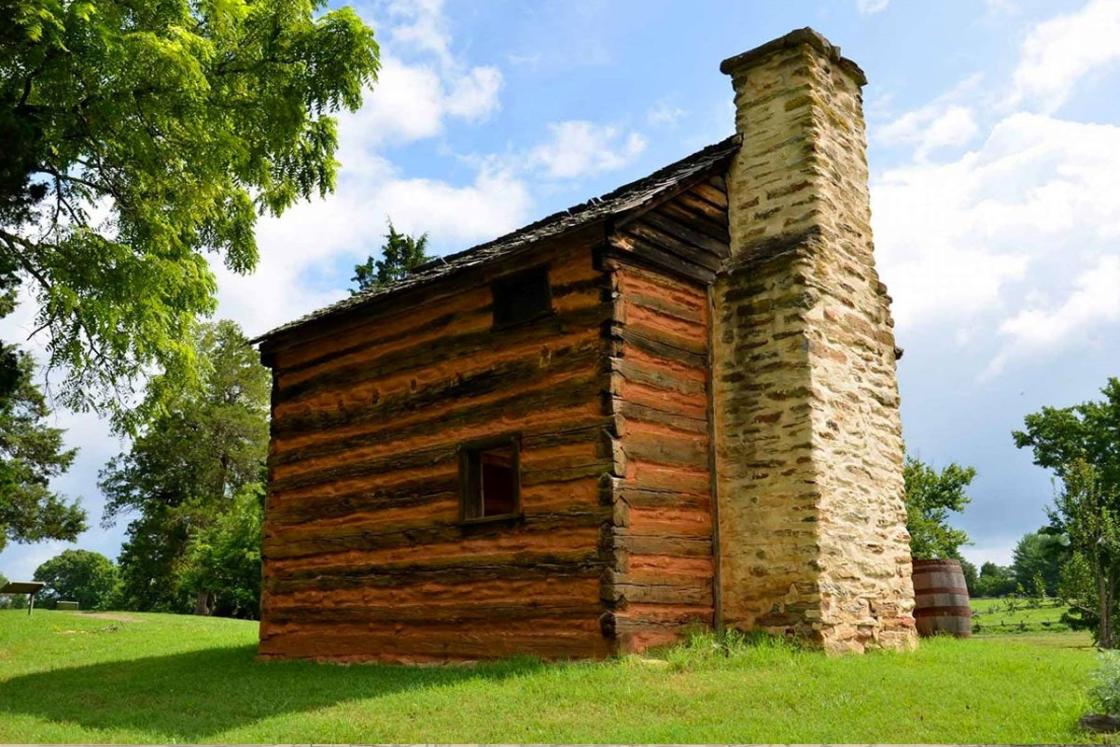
[266,553,604,593]
[273,373,602,468]
[258,170,732,662]
[275,304,607,407]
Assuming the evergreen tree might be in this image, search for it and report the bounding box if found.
[0,348,84,551]
[351,221,432,293]
[99,320,269,612]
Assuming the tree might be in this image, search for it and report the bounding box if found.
[1015,379,1120,647]
[178,484,264,619]
[1010,529,1063,597]
[32,549,118,610]
[975,562,1017,597]
[0,348,84,552]
[960,558,979,597]
[351,221,432,293]
[99,320,269,612]
[1050,461,1120,646]
[903,455,975,560]
[1,1,378,419]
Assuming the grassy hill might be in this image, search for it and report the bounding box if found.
[0,609,1098,743]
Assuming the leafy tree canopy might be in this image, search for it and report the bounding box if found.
[351,220,431,293]
[903,455,975,560]
[1011,529,1064,597]
[1016,380,1120,646]
[33,548,118,610]
[0,0,378,419]
[0,348,84,552]
[179,483,263,619]
[975,561,1017,598]
[98,319,269,611]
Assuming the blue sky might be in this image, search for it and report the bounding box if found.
[2,0,1119,579]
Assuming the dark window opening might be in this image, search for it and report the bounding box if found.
[460,437,521,522]
[491,266,552,328]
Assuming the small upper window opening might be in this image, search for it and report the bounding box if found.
[460,437,520,522]
[491,266,552,328]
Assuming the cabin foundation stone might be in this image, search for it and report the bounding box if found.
[712,28,917,652]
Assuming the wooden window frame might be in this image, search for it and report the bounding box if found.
[457,433,523,526]
[490,265,554,330]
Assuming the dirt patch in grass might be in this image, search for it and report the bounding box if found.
[76,612,145,623]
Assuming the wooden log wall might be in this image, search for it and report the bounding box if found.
[601,176,730,652]
[258,238,616,662]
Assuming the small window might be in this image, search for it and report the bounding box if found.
[491,266,552,328]
[460,436,521,522]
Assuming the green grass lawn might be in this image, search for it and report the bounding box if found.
[0,609,1101,744]
[972,597,1071,634]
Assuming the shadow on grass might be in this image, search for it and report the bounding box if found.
[0,643,543,740]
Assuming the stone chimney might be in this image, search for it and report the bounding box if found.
[711,28,916,652]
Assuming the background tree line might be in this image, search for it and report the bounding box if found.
[905,378,1120,646]
[2,226,430,618]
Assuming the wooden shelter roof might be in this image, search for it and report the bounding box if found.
[253,135,740,346]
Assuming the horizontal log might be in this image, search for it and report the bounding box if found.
[616,400,708,434]
[604,575,713,606]
[614,358,706,397]
[273,370,602,469]
[618,328,705,370]
[266,552,605,593]
[266,601,604,626]
[265,237,602,360]
[601,241,716,286]
[618,485,710,510]
[264,574,603,609]
[271,423,604,494]
[268,474,459,526]
[623,429,709,470]
[611,530,712,558]
[653,201,729,244]
[690,180,729,210]
[259,626,610,662]
[640,210,730,258]
[265,506,610,561]
[622,222,724,272]
[282,274,607,383]
[675,190,728,222]
[624,287,706,326]
[276,303,608,407]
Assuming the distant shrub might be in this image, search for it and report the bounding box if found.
[1090,651,1120,716]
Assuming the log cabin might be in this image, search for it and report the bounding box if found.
[253,28,918,662]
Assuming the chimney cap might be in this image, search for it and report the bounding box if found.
[719,27,867,86]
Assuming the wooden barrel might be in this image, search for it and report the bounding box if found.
[912,558,972,637]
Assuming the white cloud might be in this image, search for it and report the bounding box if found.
[216,158,533,338]
[444,65,503,121]
[881,104,979,161]
[385,0,454,68]
[876,74,983,161]
[856,0,890,15]
[1009,0,1120,112]
[338,56,502,159]
[647,100,686,127]
[529,121,647,180]
[875,112,1120,336]
[985,255,1120,377]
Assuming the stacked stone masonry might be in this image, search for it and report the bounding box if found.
[714,29,916,652]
